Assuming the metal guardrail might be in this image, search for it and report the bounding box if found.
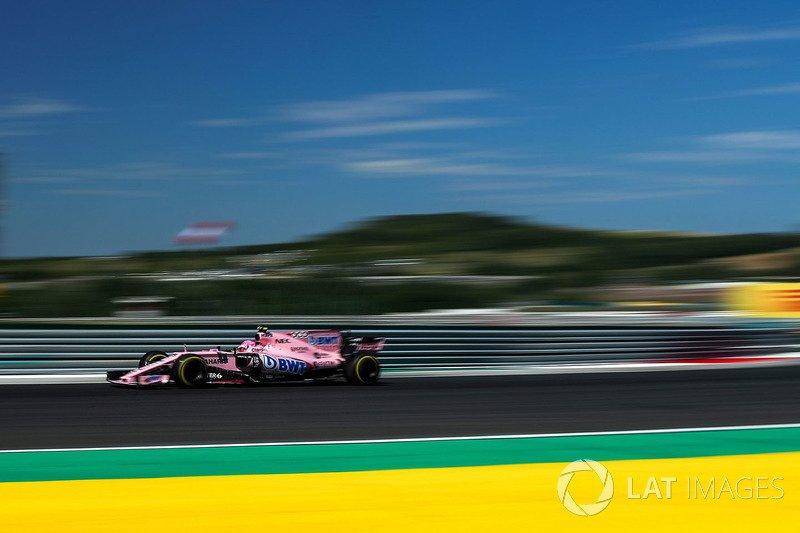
[0,319,796,374]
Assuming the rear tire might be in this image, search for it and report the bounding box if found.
[138,351,168,368]
[171,354,208,388]
[344,353,380,385]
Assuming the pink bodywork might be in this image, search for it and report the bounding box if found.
[108,330,385,386]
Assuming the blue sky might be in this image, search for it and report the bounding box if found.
[3,1,800,257]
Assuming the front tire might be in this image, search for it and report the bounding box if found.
[138,351,168,368]
[171,354,208,388]
[344,353,380,385]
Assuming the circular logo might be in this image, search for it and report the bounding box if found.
[557,459,614,517]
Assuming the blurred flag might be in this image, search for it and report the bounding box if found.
[174,221,235,245]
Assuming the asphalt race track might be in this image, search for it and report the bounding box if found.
[1,367,799,450]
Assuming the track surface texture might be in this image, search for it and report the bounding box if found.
[1,368,799,449]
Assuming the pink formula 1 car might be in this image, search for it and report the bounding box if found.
[107,326,384,388]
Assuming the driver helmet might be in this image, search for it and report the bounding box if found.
[255,326,270,343]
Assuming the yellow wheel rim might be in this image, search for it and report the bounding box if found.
[355,356,378,383]
[179,357,205,386]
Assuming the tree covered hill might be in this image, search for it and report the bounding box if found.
[3,212,800,316]
[4,211,800,281]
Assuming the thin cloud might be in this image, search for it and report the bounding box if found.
[53,189,166,198]
[286,117,499,140]
[35,162,244,187]
[193,118,261,127]
[730,83,800,96]
[194,89,496,130]
[702,130,800,150]
[712,57,771,69]
[621,150,767,164]
[377,89,494,103]
[347,157,511,176]
[0,98,85,137]
[375,141,464,151]
[450,180,554,192]
[693,82,800,100]
[479,189,712,205]
[217,151,278,159]
[345,156,602,178]
[0,129,37,137]
[206,178,261,186]
[633,173,748,187]
[0,98,85,119]
[281,89,494,123]
[453,174,743,193]
[9,176,76,184]
[622,130,800,165]
[635,26,800,49]
[665,175,747,187]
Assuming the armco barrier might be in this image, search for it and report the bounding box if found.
[0,316,796,374]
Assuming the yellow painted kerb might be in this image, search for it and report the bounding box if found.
[0,452,798,532]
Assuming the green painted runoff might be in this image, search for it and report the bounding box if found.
[3,426,800,483]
